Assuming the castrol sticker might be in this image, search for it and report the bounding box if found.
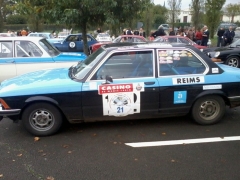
[98,83,144,117]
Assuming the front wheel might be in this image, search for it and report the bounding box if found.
[22,103,63,136]
[226,56,240,68]
[192,95,225,125]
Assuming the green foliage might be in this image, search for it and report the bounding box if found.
[190,0,204,28]
[205,0,226,38]
[224,3,240,23]
[167,0,182,29]
[6,14,27,24]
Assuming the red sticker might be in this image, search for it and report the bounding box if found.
[98,84,133,95]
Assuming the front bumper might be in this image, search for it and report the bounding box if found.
[211,58,223,63]
[0,109,21,117]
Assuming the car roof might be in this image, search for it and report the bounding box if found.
[103,42,189,50]
[0,37,45,41]
[29,32,51,34]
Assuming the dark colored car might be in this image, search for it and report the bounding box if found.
[50,33,98,52]
[1,42,240,136]
[203,39,240,67]
[89,35,148,53]
[153,36,207,50]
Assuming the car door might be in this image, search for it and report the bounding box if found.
[14,40,55,76]
[0,41,16,82]
[81,49,160,121]
[157,47,208,116]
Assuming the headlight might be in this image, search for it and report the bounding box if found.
[214,51,220,58]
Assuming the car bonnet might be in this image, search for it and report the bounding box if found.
[0,68,82,97]
[59,52,87,59]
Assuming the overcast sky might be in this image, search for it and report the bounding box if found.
[154,0,240,10]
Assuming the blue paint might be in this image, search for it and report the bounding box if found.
[174,91,187,104]
[0,68,82,97]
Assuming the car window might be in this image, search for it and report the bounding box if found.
[133,37,146,42]
[91,50,154,80]
[0,42,13,58]
[15,41,43,57]
[112,37,122,43]
[39,39,60,56]
[66,35,79,42]
[158,49,206,76]
[168,38,177,43]
[178,38,191,45]
[29,34,38,37]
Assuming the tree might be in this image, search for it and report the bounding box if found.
[13,0,46,32]
[43,0,150,55]
[190,0,205,29]
[167,0,182,30]
[205,0,226,39]
[224,3,240,23]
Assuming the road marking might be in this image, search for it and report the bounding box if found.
[125,136,240,147]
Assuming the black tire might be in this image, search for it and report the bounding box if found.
[192,95,225,125]
[22,103,63,136]
[226,56,240,68]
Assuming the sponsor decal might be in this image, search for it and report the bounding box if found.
[172,76,205,85]
[69,42,76,48]
[99,83,144,117]
[174,91,187,104]
[203,84,222,90]
[212,68,219,73]
[98,84,133,95]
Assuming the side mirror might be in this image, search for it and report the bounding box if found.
[105,75,113,84]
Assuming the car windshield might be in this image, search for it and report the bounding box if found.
[72,48,106,79]
[229,39,240,47]
[39,38,60,56]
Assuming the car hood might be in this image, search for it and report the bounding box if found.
[204,46,236,53]
[59,52,87,59]
[0,68,82,97]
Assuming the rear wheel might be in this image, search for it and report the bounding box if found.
[192,95,225,125]
[226,56,240,68]
[22,103,63,136]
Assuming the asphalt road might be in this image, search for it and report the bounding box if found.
[1,106,240,180]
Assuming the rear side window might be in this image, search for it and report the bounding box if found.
[158,49,206,76]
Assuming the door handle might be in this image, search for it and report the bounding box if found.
[5,60,15,63]
[144,82,155,85]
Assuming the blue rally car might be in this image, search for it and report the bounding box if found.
[0,37,87,82]
[1,42,240,136]
[50,33,98,52]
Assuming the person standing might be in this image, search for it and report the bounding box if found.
[223,26,235,46]
[195,28,202,45]
[169,27,176,36]
[201,26,209,47]
[187,28,195,41]
[217,27,225,47]
[139,27,146,38]
[152,25,166,38]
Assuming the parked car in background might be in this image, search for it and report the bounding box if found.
[89,35,148,53]
[51,33,98,53]
[57,32,69,39]
[96,33,112,42]
[0,33,17,37]
[28,32,54,39]
[233,31,240,42]
[1,42,240,136]
[203,39,240,68]
[0,37,86,82]
[217,22,237,31]
[153,36,207,50]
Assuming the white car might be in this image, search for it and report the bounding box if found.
[0,37,86,82]
[96,33,112,42]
